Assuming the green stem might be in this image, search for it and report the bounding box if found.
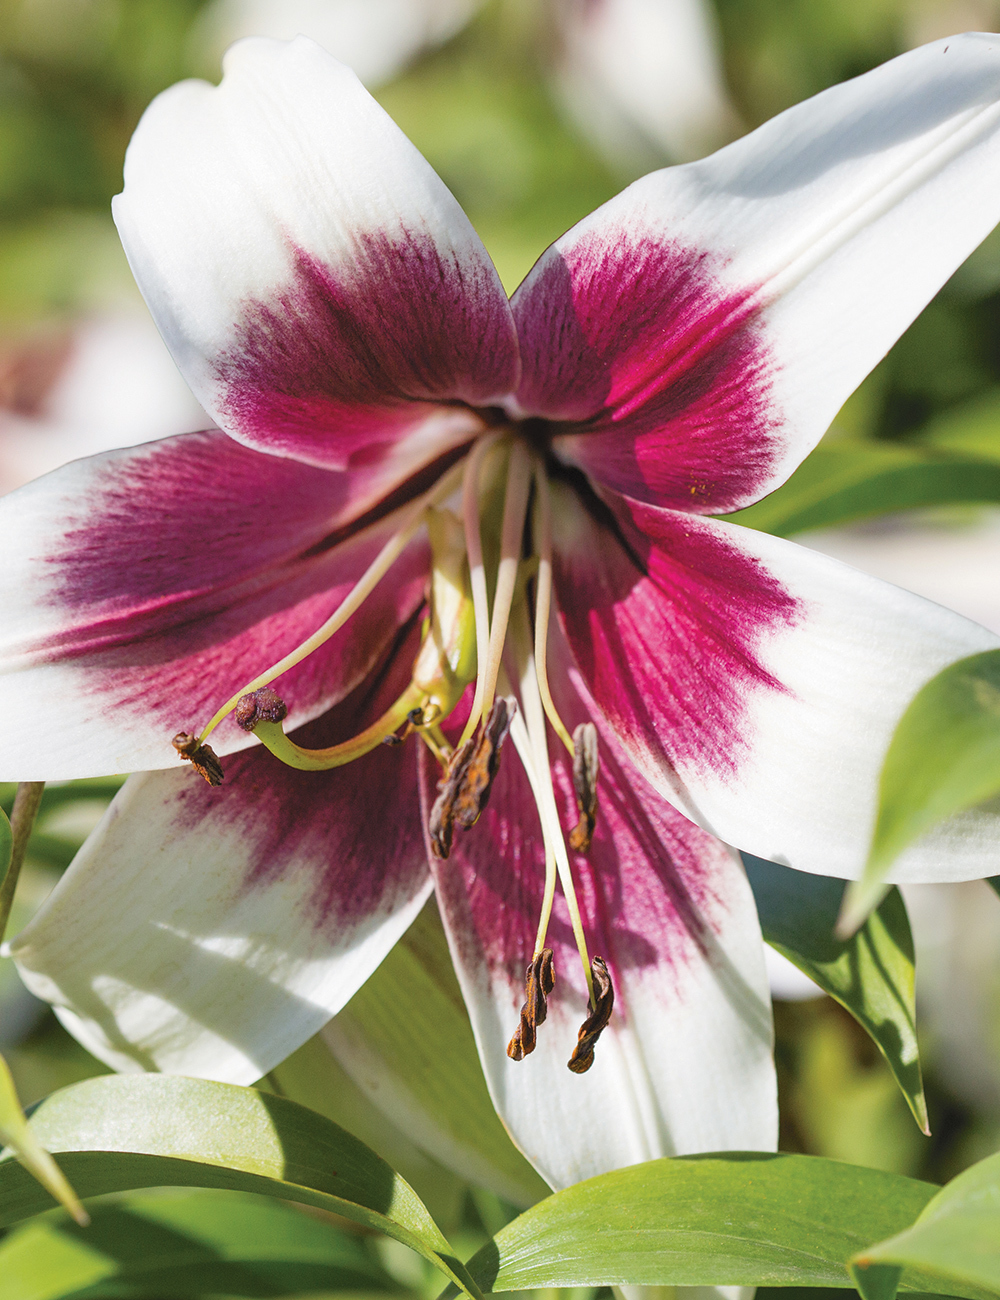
[0,782,44,945]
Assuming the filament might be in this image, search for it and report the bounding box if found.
[459,433,500,746]
[510,600,595,1005]
[460,439,532,747]
[198,459,464,744]
[532,465,574,756]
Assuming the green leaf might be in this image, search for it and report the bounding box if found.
[461,1153,978,1294]
[320,898,548,1207]
[744,855,927,1133]
[0,807,10,895]
[0,1073,481,1300]
[0,1052,87,1227]
[918,388,1000,462]
[852,1149,1000,1298]
[843,649,1000,934]
[0,1188,400,1300]
[987,877,1000,900]
[722,442,1000,537]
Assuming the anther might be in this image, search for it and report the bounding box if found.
[507,948,555,1060]
[428,696,516,859]
[569,722,599,853]
[172,732,224,786]
[235,686,288,732]
[567,955,614,1074]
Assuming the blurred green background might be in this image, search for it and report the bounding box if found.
[2,1,1000,1289]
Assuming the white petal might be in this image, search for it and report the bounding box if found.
[192,0,480,88]
[518,33,1000,511]
[12,736,431,1081]
[557,494,1000,884]
[114,35,517,472]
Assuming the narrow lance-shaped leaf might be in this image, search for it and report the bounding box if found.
[722,441,1000,537]
[841,649,1000,936]
[458,1152,979,1294]
[319,898,548,1208]
[851,1149,1000,1300]
[0,1188,402,1300]
[744,854,927,1133]
[0,1052,87,1226]
[0,1073,481,1300]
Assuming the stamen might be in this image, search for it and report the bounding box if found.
[197,458,465,746]
[532,465,574,756]
[460,434,500,747]
[460,439,532,746]
[171,732,224,786]
[509,602,596,1008]
[568,956,614,1074]
[236,683,426,771]
[507,948,555,1060]
[428,696,515,859]
[569,722,599,853]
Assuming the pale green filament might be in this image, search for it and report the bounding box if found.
[459,432,499,746]
[249,683,426,771]
[198,459,465,745]
[509,599,595,1006]
[460,438,532,747]
[532,464,574,757]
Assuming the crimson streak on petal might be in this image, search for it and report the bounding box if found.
[513,226,780,513]
[25,431,429,753]
[215,237,520,469]
[551,488,801,784]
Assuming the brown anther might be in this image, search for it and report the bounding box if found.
[171,732,224,786]
[507,949,555,1061]
[407,707,425,726]
[234,686,288,732]
[428,697,516,859]
[567,955,614,1074]
[381,732,404,747]
[569,722,599,853]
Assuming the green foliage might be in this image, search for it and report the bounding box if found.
[0,1188,400,1300]
[842,650,1000,932]
[0,1073,482,1299]
[320,898,548,1208]
[0,1051,85,1225]
[745,856,926,1132]
[724,442,1000,537]
[460,1152,960,1293]
[852,1150,1000,1298]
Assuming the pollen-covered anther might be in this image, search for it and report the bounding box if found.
[171,732,224,786]
[507,948,555,1061]
[428,695,516,859]
[567,955,614,1074]
[569,722,599,853]
[234,686,288,732]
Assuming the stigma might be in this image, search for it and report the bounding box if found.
[171,432,614,1072]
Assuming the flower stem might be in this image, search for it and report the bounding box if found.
[0,783,45,945]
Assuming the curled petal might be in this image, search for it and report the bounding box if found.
[552,485,1000,883]
[514,34,1000,513]
[0,431,429,779]
[12,628,431,1081]
[115,36,517,475]
[423,655,776,1188]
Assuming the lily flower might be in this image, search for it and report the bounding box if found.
[5,34,1000,1191]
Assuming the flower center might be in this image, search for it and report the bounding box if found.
[173,430,614,1072]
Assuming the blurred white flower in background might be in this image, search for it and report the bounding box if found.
[0,308,207,495]
[194,0,738,167]
[190,0,483,85]
[551,0,740,168]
